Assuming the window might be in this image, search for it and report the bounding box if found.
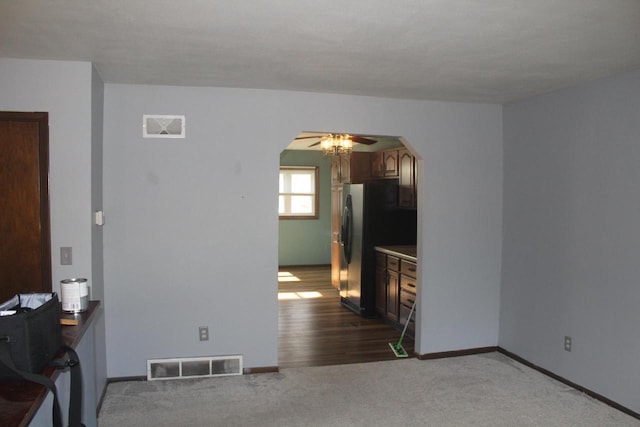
[279,166,319,219]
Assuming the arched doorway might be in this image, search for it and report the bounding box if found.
[277,132,419,368]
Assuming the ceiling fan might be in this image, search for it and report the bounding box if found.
[294,133,378,148]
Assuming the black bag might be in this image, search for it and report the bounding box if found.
[0,293,63,378]
[0,293,85,427]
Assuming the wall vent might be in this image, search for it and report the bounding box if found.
[143,114,185,138]
[147,355,242,381]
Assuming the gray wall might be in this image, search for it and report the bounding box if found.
[279,150,332,266]
[0,58,107,401]
[103,84,503,376]
[501,69,640,412]
[0,58,95,294]
[90,65,108,408]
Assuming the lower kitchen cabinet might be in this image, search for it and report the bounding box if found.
[375,252,387,315]
[375,248,417,337]
[386,268,399,322]
[399,259,417,336]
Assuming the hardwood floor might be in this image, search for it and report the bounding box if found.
[278,265,414,368]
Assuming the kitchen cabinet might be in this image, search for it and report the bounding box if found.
[331,156,350,184]
[374,246,416,337]
[383,150,399,177]
[386,257,400,321]
[370,151,384,178]
[331,152,371,184]
[374,251,401,322]
[371,149,399,178]
[375,252,387,315]
[398,148,416,209]
[371,147,416,206]
[399,259,417,336]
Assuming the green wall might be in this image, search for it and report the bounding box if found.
[279,150,332,266]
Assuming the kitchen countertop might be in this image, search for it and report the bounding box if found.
[374,245,417,262]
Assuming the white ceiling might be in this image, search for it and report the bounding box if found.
[1,1,639,104]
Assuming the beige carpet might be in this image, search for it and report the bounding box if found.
[98,352,638,426]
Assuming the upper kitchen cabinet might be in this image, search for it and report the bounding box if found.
[398,148,416,209]
[331,152,371,184]
[331,148,417,209]
[371,151,384,178]
[371,149,400,179]
[383,150,399,177]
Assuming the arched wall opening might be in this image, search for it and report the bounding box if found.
[277,131,423,366]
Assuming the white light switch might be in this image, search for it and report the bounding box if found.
[95,210,104,226]
[60,247,72,265]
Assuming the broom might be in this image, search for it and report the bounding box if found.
[388,299,416,358]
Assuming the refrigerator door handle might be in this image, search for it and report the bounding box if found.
[342,195,353,264]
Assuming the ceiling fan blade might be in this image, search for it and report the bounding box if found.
[295,135,326,140]
[351,136,377,145]
[296,133,377,147]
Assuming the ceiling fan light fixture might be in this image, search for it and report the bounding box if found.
[321,133,353,157]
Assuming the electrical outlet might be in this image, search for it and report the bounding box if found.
[199,326,209,341]
[564,336,572,352]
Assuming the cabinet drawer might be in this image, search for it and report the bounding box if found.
[400,288,416,308]
[400,275,417,293]
[387,256,400,271]
[400,260,417,278]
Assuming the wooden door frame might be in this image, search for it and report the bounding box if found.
[0,111,52,293]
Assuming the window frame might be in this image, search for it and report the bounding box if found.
[279,166,319,220]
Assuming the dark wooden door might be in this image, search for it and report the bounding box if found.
[0,112,51,301]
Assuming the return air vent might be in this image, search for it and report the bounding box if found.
[147,355,242,381]
[143,114,185,138]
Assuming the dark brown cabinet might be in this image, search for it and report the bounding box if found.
[375,248,417,337]
[370,147,418,208]
[370,151,384,178]
[375,252,401,320]
[386,262,400,321]
[399,259,417,336]
[398,148,416,208]
[331,152,371,184]
[383,150,399,177]
[375,252,387,314]
[371,149,400,178]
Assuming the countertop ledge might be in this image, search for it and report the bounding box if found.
[375,245,417,262]
[0,300,101,427]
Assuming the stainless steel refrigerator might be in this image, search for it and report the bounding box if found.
[339,180,417,317]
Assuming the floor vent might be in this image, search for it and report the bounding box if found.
[147,355,243,381]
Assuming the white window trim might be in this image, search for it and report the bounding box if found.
[279,166,319,219]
